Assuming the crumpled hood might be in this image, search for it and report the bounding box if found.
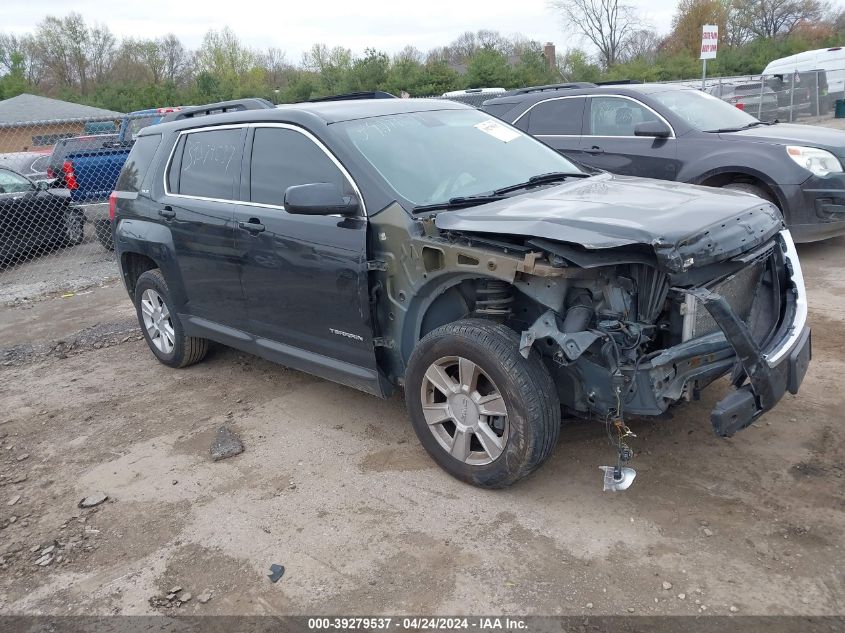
[434,173,784,272]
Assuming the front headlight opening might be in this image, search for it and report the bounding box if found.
[786,145,843,176]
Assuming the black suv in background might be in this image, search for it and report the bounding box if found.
[482,83,845,242]
[110,97,810,489]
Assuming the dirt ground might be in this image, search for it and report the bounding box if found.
[0,235,844,617]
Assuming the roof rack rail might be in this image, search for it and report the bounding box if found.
[513,82,596,94]
[161,98,275,122]
[595,79,643,85]
[307,91,397,102]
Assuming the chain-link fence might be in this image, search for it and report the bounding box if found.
[0,114,133,304]
[661,68,845,124]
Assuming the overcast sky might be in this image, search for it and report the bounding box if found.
[0,0,679,59]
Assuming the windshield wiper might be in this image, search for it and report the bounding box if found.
[412,195,507,213]
[492,171,590,196]
[705,120,776,133]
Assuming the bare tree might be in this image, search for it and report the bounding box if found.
[160,34,191,85]
[548,0,639,68]
[620,29,662,63]
[732,0,830,39]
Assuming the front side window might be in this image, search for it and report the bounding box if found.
[524,98,585,135]
[172,128,243,200]
[0,169,33,194]
[249,128,348,207]
[588,97,662,136]
[336,109,581,206]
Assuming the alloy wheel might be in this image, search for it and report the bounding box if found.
[420,355,509,466]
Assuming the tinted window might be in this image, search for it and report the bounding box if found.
[249,127,347,207]
[588,97,661,136]
[525,98,585,135]
[175,129,243,200]
[116,134,162,192]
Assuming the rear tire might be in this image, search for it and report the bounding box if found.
[405,319,560,489]
[64,211,85,246]
[94,219,114,251]
[134,269,208,369]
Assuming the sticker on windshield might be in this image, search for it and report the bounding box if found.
[474,119,521,143]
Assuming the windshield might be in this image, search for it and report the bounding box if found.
[127,116,157,140]
[336,109,581,206]
[651,89,760,132]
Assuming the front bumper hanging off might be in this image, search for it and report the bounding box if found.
[684,229,810,436]
[687,286,810,436]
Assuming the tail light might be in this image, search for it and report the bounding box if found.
[46,167,54,178]
[62,161,78,189]
[735,103,745,111]
[108,192,117,221]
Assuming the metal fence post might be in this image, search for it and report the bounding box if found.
[789,72,795,123]
[815,70,820,118]
[759,74,765,119]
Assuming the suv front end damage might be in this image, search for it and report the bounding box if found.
[518,230,809,436]
[368,182,811,489]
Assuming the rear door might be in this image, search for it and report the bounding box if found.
[514,97,586,164]
[233,124,380,391]
[580,95,679,180]
[160,126,248,325]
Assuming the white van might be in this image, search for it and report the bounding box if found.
[763,47,845,95]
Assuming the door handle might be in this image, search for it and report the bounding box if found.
[238,219,266,234]
[159,207,176,220]
[584,146,605,155]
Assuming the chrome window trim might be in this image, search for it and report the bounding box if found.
[161,122,367,216]
[512,94,676,139]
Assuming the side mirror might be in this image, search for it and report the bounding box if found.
[36,179,50,191]
[634,120,671,138]
[284,183,359,216]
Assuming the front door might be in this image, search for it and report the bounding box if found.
[580,96,680,180]
[233,125,379,390]
[161,126,247,325]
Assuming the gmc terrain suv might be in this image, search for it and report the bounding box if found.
[111,97,811,489]
[483,82,845,242]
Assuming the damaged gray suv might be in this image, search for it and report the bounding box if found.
[111,96,811,489]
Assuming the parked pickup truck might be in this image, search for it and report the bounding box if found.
[61,107,180,205]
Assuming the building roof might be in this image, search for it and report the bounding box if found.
[0,94,123,125]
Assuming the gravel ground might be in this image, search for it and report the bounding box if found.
[0,236,843,617]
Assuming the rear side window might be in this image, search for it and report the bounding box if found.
[116,134,161,192]
[170,128,243,200]
[249,127,347,207]
[524,98,586,135]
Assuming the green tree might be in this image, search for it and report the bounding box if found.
[465,48,513,88]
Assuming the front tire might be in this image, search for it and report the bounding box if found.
[722,182,776,205]
[134,269,208,368]
[405,319,560,489]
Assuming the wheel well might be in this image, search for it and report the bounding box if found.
[699,173,781,208]
[121,252,158,296]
